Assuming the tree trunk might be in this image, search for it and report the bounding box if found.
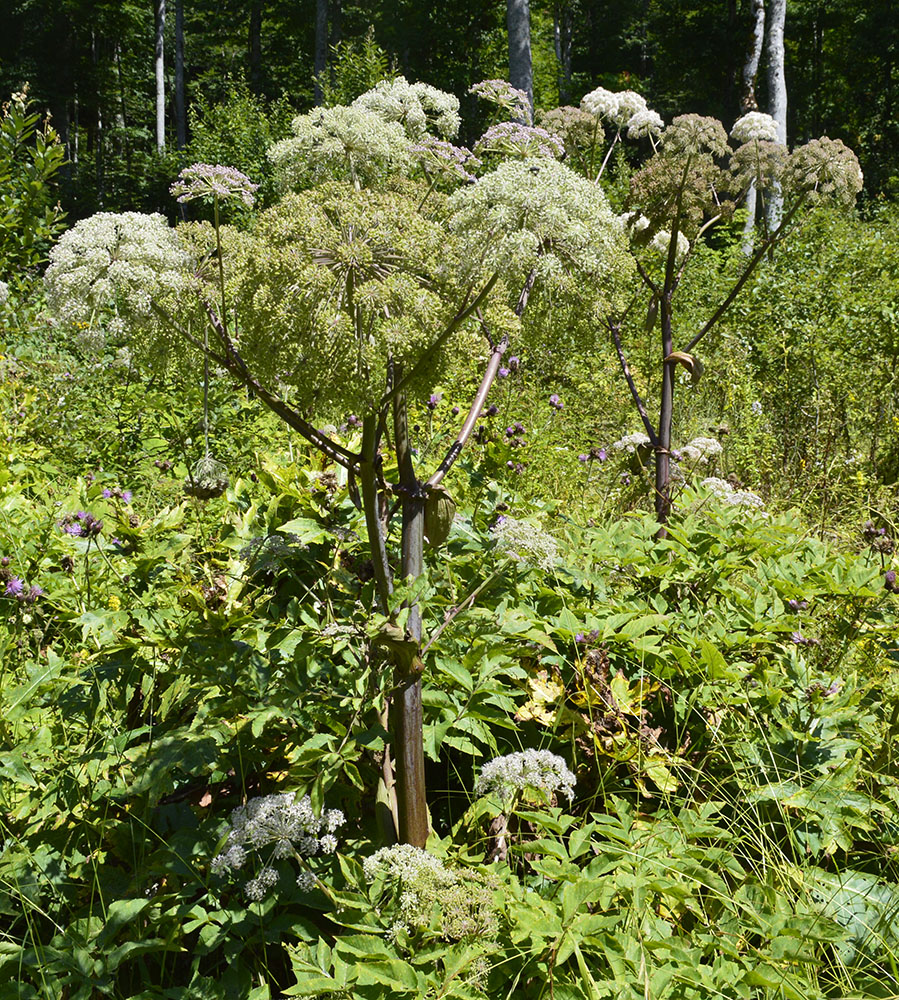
[175,0,186,148]
[553,3,573,105]
[741,0,766,251]
[155,0,166,151]
[507,0,534,119]
[93,31,105,206]
[765,0,787,226]
[314,0,328,106]
[392,378,429,848]
[249,1,263,95]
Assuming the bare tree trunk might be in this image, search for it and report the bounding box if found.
[766,0,787,227]
[507,0,534,119]
[93,31,105,206]
[249,1,263,95]
[742,0,766,251]
[553,2,573,105]
[175,0,186,148]
[314,0,328,106]
[155,0,166,151]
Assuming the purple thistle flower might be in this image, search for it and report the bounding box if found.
[578,454,589,463]
[347,414,360,426]
[25,585,43,604]
[122,490,133,503]
[75,511,88,521]
[787,599,809,612]
[514,422,525,433]
[498,367,510,378]
[595,448,607,462]
[506,426,516,437]
[575,632,587,644]
[102,488,113,498]
[886,570,897,592]
[451,406,460,416]
[506,460,514,468]
[5,577,24,597]
[427,393,442,410]
[486,404,498,417]
[111,538,124,547]
[791,631,820,647]
[508,356,520,372]
[64,523,83,536]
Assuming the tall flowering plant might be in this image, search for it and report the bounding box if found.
[43,79,633,848]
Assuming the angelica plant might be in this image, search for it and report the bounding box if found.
[44,80,633,850]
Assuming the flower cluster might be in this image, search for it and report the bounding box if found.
[491,515,558,571]
[0,280,8,305]
[700,477,765,509]
[791,631,820,647]
[101,485,133,502]
[44,212,190,327]
[170,163,259,207]
[650,228,690,264]
[578,446,607,463]
[548,393,564,411]
[474,122,564,160]
[1,559,42,604]
[581,87,653,131]
[363,845,497,941]
[211,792,344,901]
[785,137,864,206]
[58,510,103,537]
[469,79,532,124]
[612,431,651,453]
[410,136,480,182]
[447,158,634,303]
[475,749,576,803]
[353,76,461,139]
[537,105,602,162]
[730,111,780,144]
[680,436,723,463]
[627,109,665,140]
[269,106,411,189]
[662,114,730,157]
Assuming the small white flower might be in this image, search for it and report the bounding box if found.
[680,437,723,463]
[751,400,763,415]
[0,280,8,305]
[612,431,651,453]
[626,108,663,139]
[490,516,558,571]
[731,111,780,144]
[296,870,317,892]
[476,749,576,803]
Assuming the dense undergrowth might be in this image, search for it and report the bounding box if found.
[2,74,899,1000]
[1,320,899,999]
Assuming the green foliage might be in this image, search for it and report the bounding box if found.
[0,90,65,275]
[317,28,397,108]
[185,82,294,212]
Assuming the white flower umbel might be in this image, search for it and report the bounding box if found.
[700,477,765,510]
[364,845,457,932]
[612,431,651,453]
[680,436,723,463]
[650,229,690,264]
[490,515,559,571]
[627,109,664,140]
[474,121,564,160]
[269,105,411,189]
[476,749,575,804]
[469,79,532,124]
[581,86,620,121]
[0,280,8,305]
[171,163,259,206]
[353,76,461,139]
[211,792,345,900]
[730,111,779,144]
[44,212,190,327]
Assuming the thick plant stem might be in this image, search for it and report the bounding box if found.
[655,298,675,534]
[392,375,429,848]
[360,416,392,612]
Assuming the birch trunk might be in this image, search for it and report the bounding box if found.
[765,0,788,227]
[507,0,534,119]
[155,0,166,151]
[175,0,186,149]
[741,0,766,251]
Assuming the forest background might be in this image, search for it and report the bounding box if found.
[3,2,899,1000]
